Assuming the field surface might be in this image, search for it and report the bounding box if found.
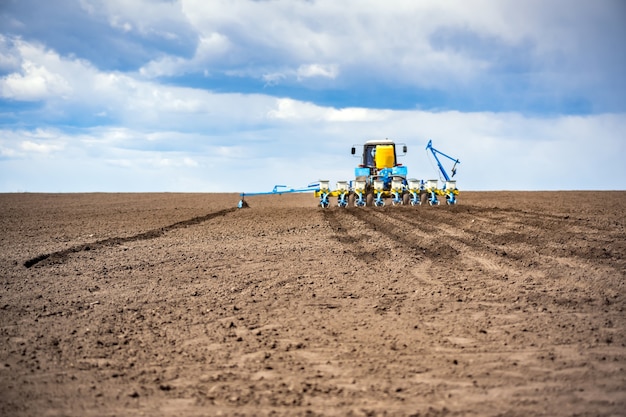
[1,191,625,416]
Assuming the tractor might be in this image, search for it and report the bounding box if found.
[238,139,460,208]
[352,139,410,207]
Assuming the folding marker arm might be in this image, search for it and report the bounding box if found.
[238,184,321,208]
[240,184,320,197]
[426,139,460,182]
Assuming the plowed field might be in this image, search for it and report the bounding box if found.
[1,192,625,416]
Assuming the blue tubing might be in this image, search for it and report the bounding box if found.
[319,192,330,208]
[355,192,366,207]
[338,193,348,207]
[375,192,385,207]
[429,190,439,206]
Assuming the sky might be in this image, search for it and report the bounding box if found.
[0,0,625,193]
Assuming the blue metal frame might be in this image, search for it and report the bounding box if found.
[426,140,461,205]
[238,184,321,208]
[428,189,440,206]
[374,190,385,207]
[391,190,403,205]
[240,184,321,197]
[354,190,366,207]
[337,192,349,208]
[425,140,460,182]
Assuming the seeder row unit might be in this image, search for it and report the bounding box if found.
[314,178,459,208]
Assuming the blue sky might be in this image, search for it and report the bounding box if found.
[1,0,625,192]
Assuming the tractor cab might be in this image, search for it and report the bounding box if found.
[352,139,407,174]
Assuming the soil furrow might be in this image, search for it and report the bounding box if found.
[347,208,458,261]
[23,207,237,268]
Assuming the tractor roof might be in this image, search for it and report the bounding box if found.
[364,139,396,145]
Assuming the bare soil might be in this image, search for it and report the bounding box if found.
[1,191,624,416]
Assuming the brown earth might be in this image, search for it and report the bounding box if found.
[0,191,625,416]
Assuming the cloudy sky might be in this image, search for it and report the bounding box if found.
[1,0,625,192]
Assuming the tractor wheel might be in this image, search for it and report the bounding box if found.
[348,193,355,207]
[402,193,410,205]
[366,193,374,207]
[420,192,428,205]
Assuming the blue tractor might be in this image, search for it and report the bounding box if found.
[347,139,411,207]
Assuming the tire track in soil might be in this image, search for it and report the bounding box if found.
[346,207,459,260]
[379,209,524,295]
[374,206,542,270]
[370,206,626,310]
[23,208,237,268]
[322,208,366,249]
[376,207,555,282]
[420,205,623,265]
[322,207,465,265]
[325,206,526,287]
[321,207,452,304]
[322,208,425,268]
[417,205,625,270]
[325,206,532,274]
[372,207,508,269]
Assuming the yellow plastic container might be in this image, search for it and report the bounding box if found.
[375,145,395,169]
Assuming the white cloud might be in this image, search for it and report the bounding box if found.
[0,145,18,158]
[297,64,338,80]
[105,158,133,168]
[0,60,72,101]
[0,38,99,103]
[325,107,390,123]
[262,71,287,86]
[139,32,231,78]
[79,0,190,39]
[183,157,198,167]
[20,140,65,154]
[0,128,66,159]
[267,98,311,120]
[259,63,339,87]
[0,35,22,72]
